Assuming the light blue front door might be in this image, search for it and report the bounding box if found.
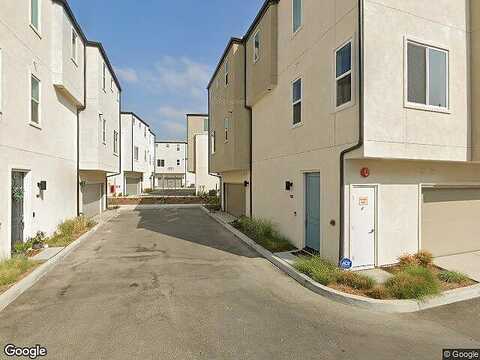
[305,173,321,252]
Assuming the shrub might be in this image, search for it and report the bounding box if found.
[294,256,339,285]
[385,265,440,299]
[414,251,434,267]
[365,286,390,300]
[438,270,471,285]
[47,216,96,247]
[0,256,38,287]
[336,271,376,290]
[398,254,419,268]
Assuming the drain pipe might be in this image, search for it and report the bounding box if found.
[77,40,88,217]
[106,95,122,208]
[243,44,253,218]
[338,0,364,262]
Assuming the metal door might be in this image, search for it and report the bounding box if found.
[11,171,25,247]
[305,173,321,252]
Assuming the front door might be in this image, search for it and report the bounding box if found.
[350,186,376,268]
[305,173,321,252]
[11,171,25,248]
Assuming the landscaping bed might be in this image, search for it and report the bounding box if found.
[294,251,476,300]
[232,217,296,253]
[0,256,40,294]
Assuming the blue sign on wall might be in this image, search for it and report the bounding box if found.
[340,258,353,270]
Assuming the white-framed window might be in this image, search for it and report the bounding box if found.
[102,117,107,144]
[224,59,229,86]
[176,144,180,151]
[211,131,216,154]
[111,77,114,92]
[166,143,170,148]
[177,159,180,166]
[292,78,302,125]
[113,130,119,154]
[203,118,209,131]
[405,39,449,111]
[30,74,41,125]
[293,0,302,34]
[144,126,146,138]
[224,118,229,142]
[116,89,120,102]
[102,63,106,91]
[253,30,260,63]
[134,146,139,161]
[144,150,147,162]
[30,0,41,33]
[335,40,353,110]
[158,159,165,167]
[71,28,78,64]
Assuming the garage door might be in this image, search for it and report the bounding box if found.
[83,183,103,217]
[126,177,140,195]
[225,183,246,217]
[422,188,480,257]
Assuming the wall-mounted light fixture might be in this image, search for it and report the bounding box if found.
[243,181,250,187]
[285,181,293,191]
[37,181,47,191]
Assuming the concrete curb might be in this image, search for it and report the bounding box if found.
[0,210,120,313]
[201,207,480,313]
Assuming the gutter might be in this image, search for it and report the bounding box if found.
[77,39,87,216]
[243,45,253,218]
[338,0,364,262]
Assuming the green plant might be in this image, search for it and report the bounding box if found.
[336,271,376,290]
[365,286,390,300]
[385,265,440,300]
[398,254,419,268]
[0,256,38,287]
[438,270,471,284]
[47,216,96,247]
[414,251,434,267]
[294,256,339,285]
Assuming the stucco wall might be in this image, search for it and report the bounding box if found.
[187,115,207,173]
[155,142,187,177]
[194,134,220,194]
[472,0,480,160]
[363,0,470,161]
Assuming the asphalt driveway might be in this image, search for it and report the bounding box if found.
[0,207,479,360]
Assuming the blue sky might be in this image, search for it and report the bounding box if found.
[69,0,264,141]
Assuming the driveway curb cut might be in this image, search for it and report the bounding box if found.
[201,207,480,313]
[0,211,120,313]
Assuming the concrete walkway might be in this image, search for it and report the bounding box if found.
[0,207,479,359]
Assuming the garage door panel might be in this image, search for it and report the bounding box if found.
[83,184,103,217]
[422,188,480,257]
[126,178,140,195]
[225,184,246,218]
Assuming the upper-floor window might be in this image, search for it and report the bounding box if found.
[30,75,41,125]
[116,89,120,102]
[211,131,216,154]
[113,130,119,154]
[335,40,352,109]
[144,126,146,138]
[30,0,40,33]
[158,159,165,167]
[111,77,114,92]
[71,29,78,64]
[224,118,229,142]
[102,116,107,144]
[254,31,260,63]
[134,146,139,161]
[102,63,106,91]
[203,118,209,131]
[224,59,229,86]
[166,143,170,148]
[406,40,449,110]
[144,150,147,162]
[177,159,181,166]
[176,144,180,151]
[293,0,302,33]
[292,78,302,125]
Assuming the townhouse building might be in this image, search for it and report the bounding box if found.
[109,112,155,196]
[79,42,121,217]
[186,114,220,195]
[155,142,187,189]
[209,0,480,268]
[0,0,87,259]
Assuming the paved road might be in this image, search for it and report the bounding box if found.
[0,207,479,360]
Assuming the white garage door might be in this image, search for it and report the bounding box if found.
[422,188,480,257]
[83,183,103,217]
[126,177,141,195]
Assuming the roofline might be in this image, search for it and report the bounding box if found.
[244,0,279,41]
[206,37,243,89]
[121,112,152,128]
[86,41,122,91]
[186,113,208,117]
[53,0,88,43]
[155,141,187,144]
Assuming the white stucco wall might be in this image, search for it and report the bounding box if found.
[194,134,220,194]
[155,142,187,176]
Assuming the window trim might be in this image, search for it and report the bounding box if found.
[292,77,303,127]
[71,28,78,66]
[334,37,355,112]
[292,0,303,35]
[211,131,216,154]
[102,116,107,145]
[224,118,229,143]
[134,146,139,162]
[404,36,450,114]
[29,0,42,37]
[113,130,119,155]
[253,30,261,63]
[224,59,229,87]
[29,73,41,128]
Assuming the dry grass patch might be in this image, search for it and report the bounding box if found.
[46,216,96,247]
[0,256,39,291]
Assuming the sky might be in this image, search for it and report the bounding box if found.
[68,0,264,141]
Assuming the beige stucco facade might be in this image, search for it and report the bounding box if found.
[472,0,480,161]
[186,114,208,173]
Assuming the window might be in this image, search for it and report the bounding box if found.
[102,117,107,144]
[224,118,229,142]
[144,150,147,162]
[211,131,216,154]
[30,0,40,32]
[335,41,352,109]
[292,78,302,125]
[111,77,114,92]
[71,29,78,63]
[113,130,119,154]
[30,75,40,125]
[293,0,302,33]
[177,144,181,151]
[224,59,229,86]
[134,146,139,161]
[203,118,209,131]
[144,126,146,138]
[177,159,181,166]
[116,89,120,102]
[254,31,260,62]
[166,144,170,148]
[102,63,106,91]
[407,40,448,110]
[158,159,165,167]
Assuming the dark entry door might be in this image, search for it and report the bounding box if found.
[305,173,321,252]
[11,171,25,248]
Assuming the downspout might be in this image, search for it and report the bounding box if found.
[106,93,122,208]
[339,0,364,262]
[207,89,223,198]
[77,40,87,217]
[244,43,253,218]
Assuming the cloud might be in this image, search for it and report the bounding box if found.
[157,106,189,120]
[115,67,139,83]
